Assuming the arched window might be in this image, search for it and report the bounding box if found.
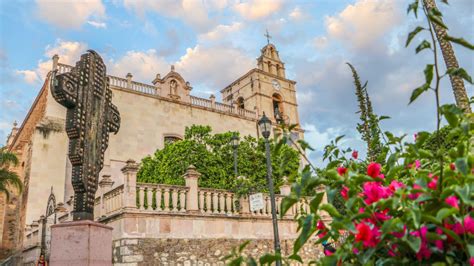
[164,134,182,145]
[46,190,56,217]
[236,97,245,109]
[272,93,284,120]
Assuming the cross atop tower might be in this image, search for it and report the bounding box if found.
[264,29,271,45]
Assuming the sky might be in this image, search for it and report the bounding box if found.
[0,0,473,166]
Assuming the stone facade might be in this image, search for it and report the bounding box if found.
[1,42,305,259]
[113,238,323,265]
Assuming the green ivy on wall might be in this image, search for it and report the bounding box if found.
[137,125,300,194]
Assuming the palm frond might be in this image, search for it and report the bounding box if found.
[0,149,19,167]
[0,168,23,193]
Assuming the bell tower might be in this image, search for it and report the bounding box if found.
[220,37,301,133]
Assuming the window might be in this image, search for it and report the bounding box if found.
[272,93,283,120]
[164,135,182,145]
[236,97,245,109]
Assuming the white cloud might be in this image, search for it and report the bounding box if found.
[198,22,243,42]
[175,45,254,91]
[233,0,283,20]
[123,0,213,32]
[288,6,307,21]
[313,36,328,50]
[324,0,402,51]
[36,0,106,29]
[108,49,170,83]
[15,70,39,84]
[87,20,107,28]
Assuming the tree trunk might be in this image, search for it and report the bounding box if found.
[423,0,472,113]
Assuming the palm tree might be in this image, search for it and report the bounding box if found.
[423,0,472,113]
[0,147,22,201]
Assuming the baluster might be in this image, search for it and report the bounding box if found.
[179,189,186,212]
[146,187,153,210]
[205,192,212,214]
[199,191,205,213]
[219,192,225,214]
[226,194,233,214]
[212,192,219,214]
[138,187,145,210]
[171,189,178,212]
[163,188,170,211]
[156,187,162,211]
[276,197,281,215]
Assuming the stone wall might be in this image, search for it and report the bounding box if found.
[113,238,323,266]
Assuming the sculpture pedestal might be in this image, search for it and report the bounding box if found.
[49,220,113,266]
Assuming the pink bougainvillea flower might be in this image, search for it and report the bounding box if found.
[465,216,474,234]
[337,166,348,176]
[389,180,405,192]
[352,150,358,159]
[388,244,398,257]
[414,133,418,140]
[408,184,422,200]
[411,226,431,260]
[450,163,456,171]
[415,160,421,169]
[373,209,391,222]
[353,248,359,255]
[392,225,406,238]
[445,195,459,209]
[355,222,380,248]
[317,220,327,239]
[470,257,474,266]
[452,222,465,235]
[434,228,444,250]
[367,162,382,178]
[428,175,438,190]
[363,182,389,204]
[341,185,349,200]
[323,249,334,256]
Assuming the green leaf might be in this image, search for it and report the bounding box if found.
[280,197,298,217]
[409,83,430,104]
[416,40,431,53]
[436,207,458,221]
[406,235,421,252]
[440,227,463,245]
[421,214,441,225]
[455,158,468,175]
[379,115,391,121]
[424,64,434,84]
[259,254,279,265]
[335,135,345,144]
[288,254,303,263]
[309,192,325,213]
[406,26,425,47]
[444,35,474,50]
[238,240,250,253]
[428,9,448,29]
[407,0,419,17]
[446,67,473,84]
[293,214,316,254]
[320,204,342,218]
[410,209,421,228]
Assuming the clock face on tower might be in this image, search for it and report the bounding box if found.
[272,79,281,90]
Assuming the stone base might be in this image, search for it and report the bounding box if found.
[50,220,113,266]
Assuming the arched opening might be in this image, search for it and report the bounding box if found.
[272,93,284,120]
[236,97,245,109]
[164,134,182,145]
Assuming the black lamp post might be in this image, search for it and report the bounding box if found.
[258,113,281,265]
[231,133,239,177]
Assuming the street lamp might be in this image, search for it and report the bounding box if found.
[231,133,239,177]
[258,113,281,265]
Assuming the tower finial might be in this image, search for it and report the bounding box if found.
[264,29,271,45]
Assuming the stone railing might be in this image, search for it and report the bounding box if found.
[24,229,40,248]
[94,160,314,221]
[136,183,188,212]
[54,62,256,120]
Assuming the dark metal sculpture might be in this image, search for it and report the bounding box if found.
[51,50,120,221]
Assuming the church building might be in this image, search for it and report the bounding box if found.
[1,41,310,264]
